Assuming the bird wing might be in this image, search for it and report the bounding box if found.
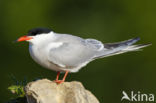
[94,37,151,59]
[85,39,104,51]
[47,34,101,68]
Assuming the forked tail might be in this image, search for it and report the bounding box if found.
[95,37,151,58]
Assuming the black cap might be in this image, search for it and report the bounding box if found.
[27,28,52,36]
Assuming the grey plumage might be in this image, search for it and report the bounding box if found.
[94,37,151,59]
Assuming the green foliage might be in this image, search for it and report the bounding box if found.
[6,76,41,103]
[8,75,27,97]
[6,75,28,103]
[7,84,27,103]
[8,85,25,97]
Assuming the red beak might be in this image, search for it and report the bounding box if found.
[17,35,33,42]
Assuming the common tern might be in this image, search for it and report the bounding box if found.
[16,28,151,84]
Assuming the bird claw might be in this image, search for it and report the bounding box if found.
[53,80,64,84]
[53,71,68,84]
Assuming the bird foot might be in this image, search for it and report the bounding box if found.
[53,80,64,84]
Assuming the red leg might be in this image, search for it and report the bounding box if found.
[62,70,69,82]
[54,70,69,84]
[56,71,60,81]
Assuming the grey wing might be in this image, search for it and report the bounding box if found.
[47,35,102,68]
[85,39,104,51]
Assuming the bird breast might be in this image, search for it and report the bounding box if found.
[29,43,66,72]
[29,44,48,68]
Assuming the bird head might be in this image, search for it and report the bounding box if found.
[16,28,52,42]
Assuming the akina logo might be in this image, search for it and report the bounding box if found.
[121,91,154,102]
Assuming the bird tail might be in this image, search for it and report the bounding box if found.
[95,37,151,59]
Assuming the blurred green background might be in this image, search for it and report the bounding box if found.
[0,0,155,103]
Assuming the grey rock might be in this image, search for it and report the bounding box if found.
[24,79,99,103]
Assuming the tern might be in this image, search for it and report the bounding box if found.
[16,28,151,84]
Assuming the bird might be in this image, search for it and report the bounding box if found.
[16,27,151,84]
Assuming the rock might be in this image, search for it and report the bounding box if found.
[24,79,99,103]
